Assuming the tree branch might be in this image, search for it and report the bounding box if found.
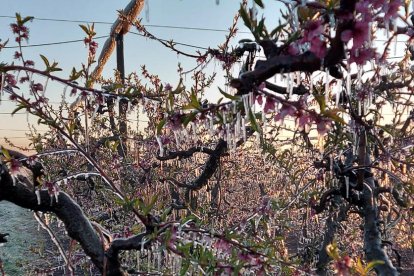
[157,146,215,161]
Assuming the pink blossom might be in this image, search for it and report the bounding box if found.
[5,74,17,86]
[349,47,376,66]
[13,51,22,59]
[258,82,266,91]
[372,0,385,9]
[341,21,369,49]
[340,30,353,43]
[355,1,372,21]
[352,21,370,49]
[274,104,296,123]
[288,42,300,56]
[304,20,324,41]
[19,76,29,83]
[26,156,39,167]
[316,118,332,135]
[296,112,313,132]
[24,60,34,67]
[256,94,263,105]
[309,37,327,59]
[167,113,183,131]
[8,159,21,177]
[70,88,77,96]
[164,83,173,91]
[264,97,276,113]
[301,20,327,58]
[383,0,402,22]
[80,90,89,99]
[334,256,353,275]
[32,83,43,93]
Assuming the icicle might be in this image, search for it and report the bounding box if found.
[249,92,255,113]
[393,33,398,56]
[345,176,349,198]
[226,123,231,143]
[385,20,390,38]
[157,251,161,271]
[209,115,214,137]
[336,80,342,107]
[287,73,292,98]
[352,128,357,155]
[235,112,241,139]
[0,73,5,103]
[36,190,41,205]
[156,136,164,157]
[310,73,313,94]
[252,0,258,22]
[242,117,247,141]
[63,85,68,99]
[242,95,249,114]
[42,77,49,97]
[330,155,333,179]
[325,68,330,104]
[136,251,140,271]
[173,130,180,146]
[91,105,99,121]
[127,99,131,112]
[292,4,299,31]
[412,0,414,15]
[145,0,150,22]
[147,249,151,270]
[368,22,372,46]
[346,63,351,97]
[54,190,59,203]
[190,122,197,137]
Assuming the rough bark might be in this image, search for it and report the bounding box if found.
[0,163,149,275]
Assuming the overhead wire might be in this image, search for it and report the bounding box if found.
[3,35,109,49]
[0,15,250,33]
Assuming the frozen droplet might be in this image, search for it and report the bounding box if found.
[346,63,351,97]
[0,73,5,102]
[156,136,164,157]
[345,176,349,198]
[242,117,247,141]
[36,190,41,205]
[42,77,49,97]
[325,68,330,104]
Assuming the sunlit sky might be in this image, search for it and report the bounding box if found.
[0,0,284,148]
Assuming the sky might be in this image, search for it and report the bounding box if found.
[0,0,284,148]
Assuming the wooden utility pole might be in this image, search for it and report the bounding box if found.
[89,0,144,158]
[116,33,128,157]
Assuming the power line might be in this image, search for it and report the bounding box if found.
[0,112,26,115]
[4,35,109,49]
[0,128,47,132]
[129,31,209,50]
[3,32,209,51]
[0,15,250,34]
[1,99,62,104]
